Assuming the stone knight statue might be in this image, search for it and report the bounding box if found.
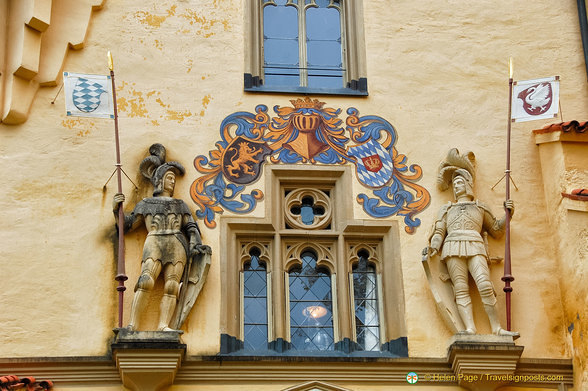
[113,143,211,331]
[423,148,519,338]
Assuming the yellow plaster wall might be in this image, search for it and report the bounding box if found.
[0,0,586,386]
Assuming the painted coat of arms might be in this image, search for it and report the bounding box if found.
[190,98,430,233]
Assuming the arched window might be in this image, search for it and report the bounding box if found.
[220,166,407,357]
[243,248,269,350]
[289,250,334,351]
[262,0,344,89]
[245,1,368,95]
[352,250,380,351]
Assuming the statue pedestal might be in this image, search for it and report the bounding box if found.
[111,329,186,391]
[447,335,524,391]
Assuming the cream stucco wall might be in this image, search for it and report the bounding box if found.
[0,0,587,389]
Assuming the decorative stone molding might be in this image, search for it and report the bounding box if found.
[111,329,185,391]
[284,188,332,230]
[0,0,104,125]
[447,335,523,391]
[0,355,573,388]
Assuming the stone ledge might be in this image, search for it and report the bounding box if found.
[0,355,573,388]
[447,335,524,391]
[562,195,588,213]
[111,329,186,391]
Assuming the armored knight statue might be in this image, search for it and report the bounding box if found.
[423,148,519,338]
[113,143,211,332]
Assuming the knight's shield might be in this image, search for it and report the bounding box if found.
[72,78,107,113]
[221,136,271,184]
[421,251,465,334]
[348,139,394,188]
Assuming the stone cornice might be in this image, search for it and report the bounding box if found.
[0,355,574,388]
[0,357,120,384]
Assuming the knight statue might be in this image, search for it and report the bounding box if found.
[113,143,211,331]
[422,148,519,338]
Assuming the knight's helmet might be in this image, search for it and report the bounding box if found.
[437,148,476,199]
[139,143,185,196]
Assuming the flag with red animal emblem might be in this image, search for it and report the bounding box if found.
[511,76,559,122]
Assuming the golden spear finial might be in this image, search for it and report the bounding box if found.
[108,51,114,72]
[509,57,513,79]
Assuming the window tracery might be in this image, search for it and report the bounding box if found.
[220,165,407,356]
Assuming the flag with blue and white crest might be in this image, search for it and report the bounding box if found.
[63,72,114,118]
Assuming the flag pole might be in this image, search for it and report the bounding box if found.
[109,51,128,328]
[502,57,514,331]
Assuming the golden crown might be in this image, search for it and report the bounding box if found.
[290,97,325,110]
[363,155,382,171]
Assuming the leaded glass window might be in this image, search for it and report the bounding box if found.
[289,251,334,351]
[243,248,268,350]
[352,250,380,351]
[262,0,344,89]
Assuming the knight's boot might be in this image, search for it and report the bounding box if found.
[484,304,520,339]
[457,303,477,335]
[157,294,178,331]
[127,289,149,331]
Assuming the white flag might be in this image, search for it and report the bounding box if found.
[511,76,559,122]
[63,72,114,119]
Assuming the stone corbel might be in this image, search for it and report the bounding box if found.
[111,329,186,391]
[447,335,523,391]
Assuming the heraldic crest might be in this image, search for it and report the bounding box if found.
[190,98,430,233]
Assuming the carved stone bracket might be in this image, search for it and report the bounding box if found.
[447,335,523,391]
[111,329,186,391]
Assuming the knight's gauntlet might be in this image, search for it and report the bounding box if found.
[430,233,443,253]
[429,220,446,252]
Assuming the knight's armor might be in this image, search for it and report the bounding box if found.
[433,200,505,262]
[123,197,198,265]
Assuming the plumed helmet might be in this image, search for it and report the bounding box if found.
[139,143,185,195]
[437,148,476,192]
[452,168,474,198]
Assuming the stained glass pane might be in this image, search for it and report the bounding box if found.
[353,254,380,351]
[243,252,268,350]
[289,251,334,351]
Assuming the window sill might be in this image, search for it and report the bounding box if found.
[244,75,368,96]
[220,335,408,358]
[244,85,368,96]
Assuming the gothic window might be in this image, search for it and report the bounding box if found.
[220,166,407,357]
[262,0,343,89]
[245,0,368,95]
[289,250,334,351]
[243,247,269,350]
[352,250,381,351]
